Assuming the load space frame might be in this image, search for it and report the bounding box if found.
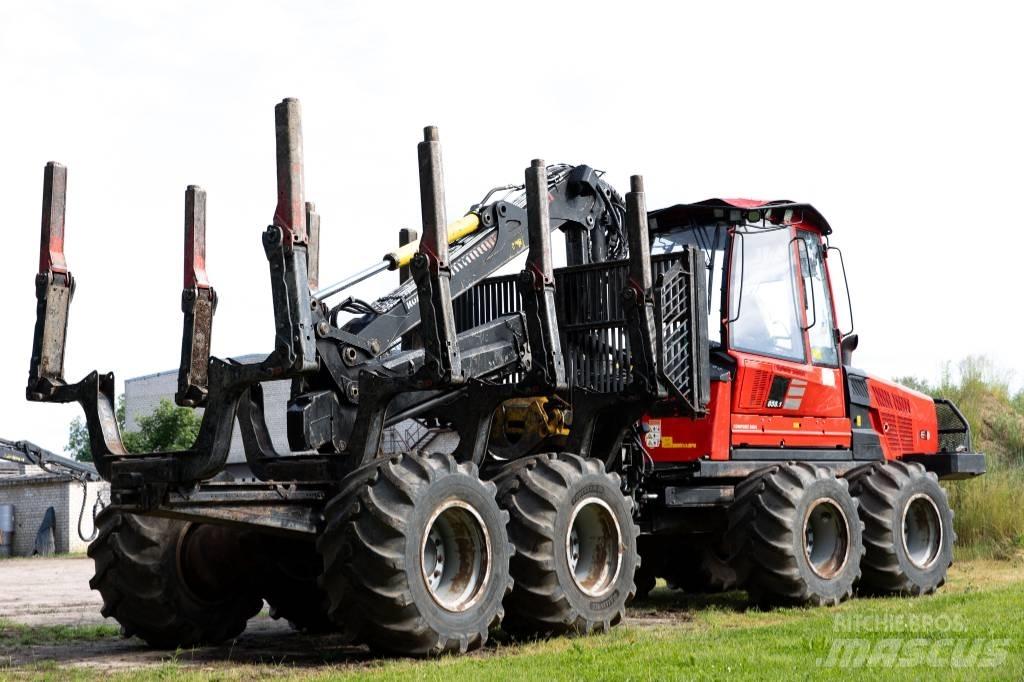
[26,98,710,536]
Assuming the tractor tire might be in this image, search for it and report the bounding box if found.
[667,543,738,594]
[259,537,335,633]
[87,510,262,648]
[318,451,513,656]
[494,453,639,637]
[848,461,955,596]
[726,463,864,607]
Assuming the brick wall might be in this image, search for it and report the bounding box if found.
[0,475,109,556]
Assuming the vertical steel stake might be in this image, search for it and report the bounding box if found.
[177,185,217,407]
[412,126,462,383]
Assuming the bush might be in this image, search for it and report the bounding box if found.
[898,356,1024,559]
[946,469,1024,559]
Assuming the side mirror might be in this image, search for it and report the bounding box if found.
[841,333,859,367]
[826,246,854,336]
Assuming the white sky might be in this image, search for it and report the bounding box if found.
[2,1,1022,454]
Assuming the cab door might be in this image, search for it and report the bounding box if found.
[725,224,848,451]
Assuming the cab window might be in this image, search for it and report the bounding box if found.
[728,227,806,362]
[798,230,839,366]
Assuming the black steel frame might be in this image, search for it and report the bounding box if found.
[25,99,711,530]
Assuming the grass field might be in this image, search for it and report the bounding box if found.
[5,555,1021,681]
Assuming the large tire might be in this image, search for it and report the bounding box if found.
[87,511,262,648]
[494,453,639,637]
[848,461,954,595]
[258,536,335,633]
[318,452,513,656]
[726,463,864,607]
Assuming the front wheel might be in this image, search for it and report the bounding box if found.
[494,453,639,637]
[726,463,865,607]
[849,461,954,595]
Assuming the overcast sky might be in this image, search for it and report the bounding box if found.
[2,1,1022,454]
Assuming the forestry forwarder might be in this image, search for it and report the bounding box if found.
[25,98,983,656]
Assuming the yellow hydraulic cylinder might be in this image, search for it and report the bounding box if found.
[384,213,481,269]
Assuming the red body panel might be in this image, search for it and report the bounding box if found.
[863,375,938,459]
[730,355,846,418]
[730,414,851,449]
[640,372,937,464]
[642,382,730,462]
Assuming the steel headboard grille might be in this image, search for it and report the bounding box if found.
[453,254,694,394]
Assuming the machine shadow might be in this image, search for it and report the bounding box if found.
[629,586,751,616]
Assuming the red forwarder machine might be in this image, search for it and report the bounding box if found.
[25,99,984,656]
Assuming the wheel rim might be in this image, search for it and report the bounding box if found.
[802,498,850,579]
[902,493,942,569]
[566,497,622,597]
[420,499,491,612]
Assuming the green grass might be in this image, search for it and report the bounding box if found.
[316,585,1023,681]
[6,559,1020,681]
[0,619,120,646]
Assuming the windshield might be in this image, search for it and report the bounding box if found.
[651,224,727,344]
[727,225,806,362]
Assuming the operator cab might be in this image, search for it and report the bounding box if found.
[650,199,844,364]
[645,199,855,461]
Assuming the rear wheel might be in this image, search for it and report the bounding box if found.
[849,461,954,595]
[494,453,639,636]
[318,452,513,656]
[88,511,262,648]
[726,463,864,606]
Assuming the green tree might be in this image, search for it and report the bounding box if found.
[66,417,93,462]
[66,396,200,461]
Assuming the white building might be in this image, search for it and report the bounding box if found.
[0,460,107,557]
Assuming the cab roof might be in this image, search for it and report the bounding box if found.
[648,198,833,236]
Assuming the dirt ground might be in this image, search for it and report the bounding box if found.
[0,556,373,672]
[0,557,694,673]
[0,557,103,628]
